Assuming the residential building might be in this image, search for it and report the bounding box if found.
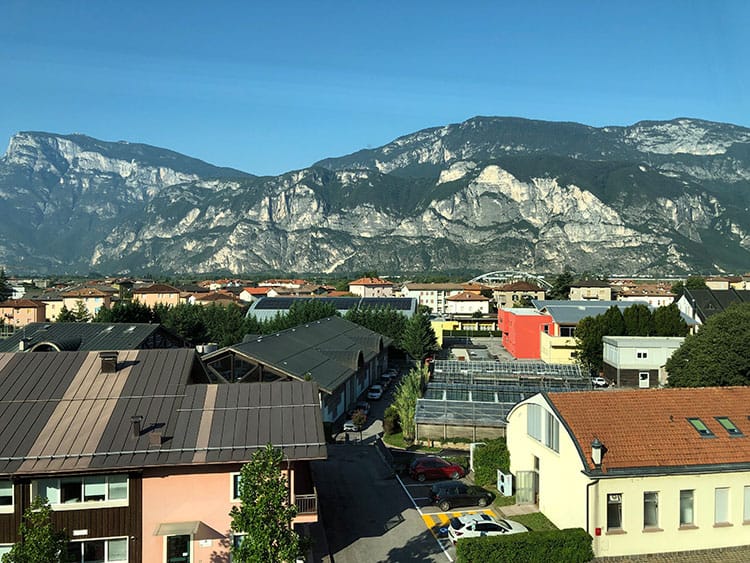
[705,276,745,290]
[0,299,46,328]
[0,322,187,352]
[246,296,417,321]
[506,387,750,559]
[239,287,274,303]
[400,283,464,314]
[257,278,308,290]
[132,284,181,308]
[615,282,675,308]
[445,292,490,316]
[62,287,113,318]
[569,280,612,301]
[348,277,394,298]
[39,293,64,322]
[493,281,546,308]
[0,349,326,562]
[497,308,552,359]
[202,316,392,422]
[602,336,685,388]
[676,288,750,326]
[190,291,240,306]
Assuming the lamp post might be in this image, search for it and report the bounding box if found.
[591,438,603,468]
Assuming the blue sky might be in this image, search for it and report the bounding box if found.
[1,1,747,175]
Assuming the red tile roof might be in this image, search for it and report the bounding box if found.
[349,277,393,286]
[0,299,45,309]
[447,291,489,301]
[132,284,181,294]
[547,387,750,474]
[497,281,544,291]
[63,288,111,298]
[243,287,271,295]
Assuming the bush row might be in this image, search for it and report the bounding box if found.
[456,528,593,563]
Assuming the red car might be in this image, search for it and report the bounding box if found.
[409,456,465,482]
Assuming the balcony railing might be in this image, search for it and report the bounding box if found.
[294,492,318,515]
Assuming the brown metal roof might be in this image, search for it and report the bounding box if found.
[0,349,326,477]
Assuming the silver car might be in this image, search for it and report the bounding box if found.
[447,513,528,544]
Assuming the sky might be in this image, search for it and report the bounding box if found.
[1,1,748,176]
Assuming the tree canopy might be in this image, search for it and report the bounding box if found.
[392,363,428,442]
[229,444,305,562]
[547,267,575,300]
[400,311,439,362]
[667,303,750,387]
[345,305,406,346]
[0,269,11,302]
[2,496,69,563]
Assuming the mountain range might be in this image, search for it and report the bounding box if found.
[1,116,750,276]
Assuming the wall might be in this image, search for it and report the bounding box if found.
[539,332,578,364]
[499,309,550,359]
[416,423,505,442]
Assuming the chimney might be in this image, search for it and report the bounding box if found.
[130,415,143,439]
[99,351,118,373]
[149,431,163,448]
[18,338,28,352]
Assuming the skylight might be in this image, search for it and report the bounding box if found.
[687,418,714,437]
[716,417,743,437]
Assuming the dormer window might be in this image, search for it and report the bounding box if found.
[716,417,743,436]
[687,417,714,437]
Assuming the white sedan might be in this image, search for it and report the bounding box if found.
[367,384,384,400]
[447,513,528,544]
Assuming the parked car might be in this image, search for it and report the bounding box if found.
[348,401,370,418]
[592,376,608,388]
[343,419,362,432]
[430,481,493,511]
[367,384,384,400]
[447,513,527,544]
[409,456,465,482]
[381,370,399,384]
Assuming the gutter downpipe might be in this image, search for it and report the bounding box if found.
[586,477,599,536]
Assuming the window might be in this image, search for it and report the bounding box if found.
[636,350,648,359]
[607,493,622,530]
[715,487,730,524]
[680,490,694,526]
[232,473,241,501]
[0,480,12,512]
[67,538,127,562]
[34,475,128,507]
[716,417,743,436]
[0,546,10,558]
[744,486,750,523]
[687,418,714,437]
[527,404,542,441]
[544,411,560,452]
[560,326,575,337]
[643,491,659,528]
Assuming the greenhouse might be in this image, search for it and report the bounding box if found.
[415,360,591,443]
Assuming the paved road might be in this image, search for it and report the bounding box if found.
[312,444,447,563]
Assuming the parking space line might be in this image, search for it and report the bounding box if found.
[395,474,453,562]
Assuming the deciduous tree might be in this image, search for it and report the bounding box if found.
[2,496,68,563]
[229,444,304,563]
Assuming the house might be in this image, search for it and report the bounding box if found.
[497,308,552,359]
[445,291,490,316]
[0,299,46,328]
[602,336,685,388]
[258,278,308,290]
[506,387,750,559]
[61,287,113,318]
[190,291,240,306]
[0,349,326,562]
[493,281,546,308]
[0,322,187,352]
[400,283,465,314]
[239,286,274,303]
[201,316,392,422]
[615,282,675,308]
[246,296,417,321]
[132,284,181,308]
[676,288,750,326]
[569,280,612,301]
[705,276,745,290]
[348,277,394,298]
[176,283,210,304]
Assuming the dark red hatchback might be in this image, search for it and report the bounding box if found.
[408,456,465,482]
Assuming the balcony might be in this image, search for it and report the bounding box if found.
[294,491,318,515]
[292,462,319,523]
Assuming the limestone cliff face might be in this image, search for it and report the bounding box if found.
[1,117,750,275]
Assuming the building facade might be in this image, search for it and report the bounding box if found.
[602,336,685,388]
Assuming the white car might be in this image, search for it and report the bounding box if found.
[592,376,608,388]
[343,419,361,432]
[367,384,384,400]
[447,513,528,544]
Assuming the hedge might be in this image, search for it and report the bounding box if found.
[456,528,593,563]
[473,438,510,487]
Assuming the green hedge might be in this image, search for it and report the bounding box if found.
[456,528,593,563]
[473,439,510,487]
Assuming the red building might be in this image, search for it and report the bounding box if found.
[498,308,552,359]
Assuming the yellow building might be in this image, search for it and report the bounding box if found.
[132,283,181,308]
[507,387,750,559]
[61,288,112,318]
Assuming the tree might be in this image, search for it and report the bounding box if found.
[392,364,428,442]
[547,267,575,300]
[671,276,708,299]
[622,303,653,336]
[56,305,77,322]
[400,311,439,362]
[2,496,69,563]
[229,444,305,563]
[72,300,91,323]
[667,303,750,387]
[573,314,608,374]
[345,306,406,345]
[653,303,688,337]
[0,268,11,302]
[94,300,154,323]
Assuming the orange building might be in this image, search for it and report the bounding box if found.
[132,283,181,308]
[0,299,46,328]
[498,308,552,359]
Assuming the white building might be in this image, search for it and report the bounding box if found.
[602,336,684,388]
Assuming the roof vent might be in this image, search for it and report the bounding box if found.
[148,430,163,448]
[18,338,29,352]
[130,415,143,439]
[99,351,118,373]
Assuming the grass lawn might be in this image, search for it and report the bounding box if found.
[508,512,558,531]
[382,431,441,452]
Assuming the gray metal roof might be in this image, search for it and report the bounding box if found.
[208,317,391,393]
[0,322,186,352]
[683,288,750,322]
[0,349,326,477]
[246,296,417,320]
[532,300,650,325]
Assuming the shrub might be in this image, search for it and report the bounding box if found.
[383,405,400,436]
[456,528,593,563]
[473,438,510,487]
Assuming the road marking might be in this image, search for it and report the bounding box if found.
[396,474,453,562]
[412,496,430,501]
